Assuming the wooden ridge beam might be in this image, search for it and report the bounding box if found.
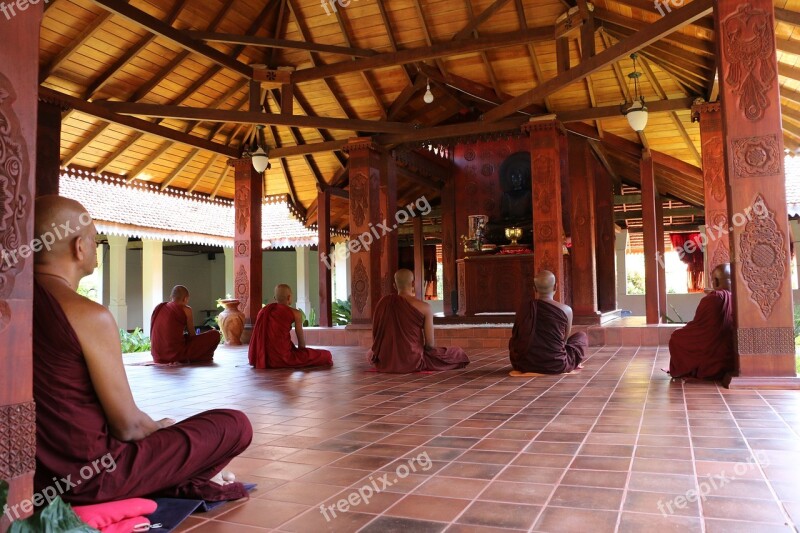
[482,0,713,122]
[293,27,552,83]
[96,102,415,133]
[89,0,254,79]
[556,97,694,122]
[42,87,239,158]
[188,31,377,57]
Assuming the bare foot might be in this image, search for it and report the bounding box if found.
[210,470,236,486]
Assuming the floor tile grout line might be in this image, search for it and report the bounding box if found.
[612,345,660,533]
[718,385,799,531]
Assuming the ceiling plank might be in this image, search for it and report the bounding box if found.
[161,149,200,190]
[210,165,231,199]
[126,141,172,182]
[188,154,221,193]
[481,0,713,122]
[40,11,114,83]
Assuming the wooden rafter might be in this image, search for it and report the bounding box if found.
[292,27,551,83]
[188,32,377,57]
[62,123,111,167]
[126,142,171,182]
[89,0,253,78]
[40,11,113,83]
[452,0,514,40]
[210,166,231,199]
[188,154,221,193]
[161,149,200,191]
[481,0,713,122]
[264,124,300,206]
[593,8,712,56]
[462,0,503,98]
[513,0,552,112]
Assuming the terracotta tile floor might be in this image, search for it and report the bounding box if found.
[125,344,800,532]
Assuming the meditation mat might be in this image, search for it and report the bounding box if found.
[147,483,256,532]
[508,370,548,377]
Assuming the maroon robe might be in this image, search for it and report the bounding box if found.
[33,281,252,504]
[509,298,587,374]
[248,303,332,369]
[150,302,220,364]
[669,289,734,379]
[369,294,470,373]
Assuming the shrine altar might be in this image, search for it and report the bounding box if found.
[456,253,535,316]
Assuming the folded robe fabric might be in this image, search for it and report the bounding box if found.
[73,498,157,532]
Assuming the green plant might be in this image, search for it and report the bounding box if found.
[119,327,151,353]
[626,271,645,295]
[1,480,98,532]
[332,299,351,325]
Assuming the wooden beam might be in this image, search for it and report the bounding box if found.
[42,88,238,158]
[594,7,712,55]
[513,0,553,111]
[452,0,514,40]
[97,101,414,133]
[775,7,800,27]
[188,31,377,57]
[481,0,713,121]
[293,27,552,83]
[90,0,253,79]
[413,214,424,298]
[556,97,694,122]
[615,207,702,220]
[318,189,333,327]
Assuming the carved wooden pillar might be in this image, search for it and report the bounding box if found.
[656,194,667,321]
[379,152,398,298]
[413,214,424,298]
[36,98,65,197]
[641,151,662,324]
[715,0,799,386]
[568,134,600,324]
[524,116,566,302]
[317,189,332,327]
[441,172,457,315]
[343,138,381,326]
[594,157,617,312]
[230,158,263,341]
[692,102,730,287]
[0,3,43,528]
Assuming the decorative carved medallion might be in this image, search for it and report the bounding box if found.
[0,401,36,480]
[235,240,249,257]
[539,249,555,274]
[235,265,249,313]
[464,149,476,161]
[732,135,781,178]
[499,145,512,158]
[536,222,555,242]
[736,327,795,355]
[352,259,369,314]
[0,75,30,302]
[481,163,494,177]
[702,138,726,202]
[710,211,729,230]
[235,186,250,235]
[722,4,776,121]
[350,172,368,228]
[739,195,786,318]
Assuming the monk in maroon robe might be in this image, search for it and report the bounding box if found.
[369,269,469,373]
[33,196,252,504]
[150,285,220,364]
[669,263,735,379]
[509,270,587,375]
[249,284,333,369]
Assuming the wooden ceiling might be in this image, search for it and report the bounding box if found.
[38,0,800,228]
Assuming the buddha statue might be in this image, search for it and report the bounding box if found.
[486,151,533,245]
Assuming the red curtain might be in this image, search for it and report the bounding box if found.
[670,232,705,292]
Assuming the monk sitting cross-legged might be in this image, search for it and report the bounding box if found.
[369,269,470,373]
[509,270,588,375]
[150,285,220,364]
[248,284,333,369]
[668,263,735,380]
[33,195,252,504]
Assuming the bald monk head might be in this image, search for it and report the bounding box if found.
[33,195,98,286]
[170,285,190,305]
[274,284,293,306]
[711,263,732,291]
[394,269,415,295]
[534,270,557,299]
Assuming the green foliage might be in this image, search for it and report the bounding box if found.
[794,305,800,338]
[76,285,97,300]
[119,327,151,353]
[626,271,645,295]
[8,496,99,533]
[1,479,7,513]
[332,299,351,326]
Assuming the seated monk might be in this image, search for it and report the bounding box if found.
[668,263,734,379]
[150,285,220,364]
[509,270,587,375]
[33,196,252,504]
[369,269,470,373]
[248,284,333,369]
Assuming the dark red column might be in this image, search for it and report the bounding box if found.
[318,188,332,327]
[36,97,65,196]
[641,151,662,324]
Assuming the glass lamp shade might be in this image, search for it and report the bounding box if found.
[423,83,434,104]
[251,147,270,173]
[625,100,649,132]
